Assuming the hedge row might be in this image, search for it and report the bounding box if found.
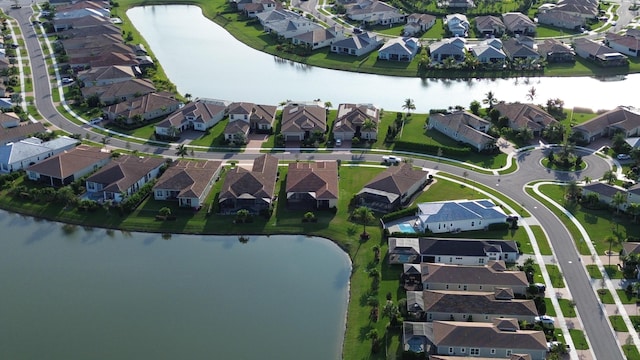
[381,206,418,223]
[393,140,472,157]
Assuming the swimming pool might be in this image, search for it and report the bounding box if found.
[397,223,416,233]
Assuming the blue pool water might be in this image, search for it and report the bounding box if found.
[398,224,416,233]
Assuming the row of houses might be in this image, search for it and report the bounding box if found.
[0,112,47,148]
[581,181,640,212]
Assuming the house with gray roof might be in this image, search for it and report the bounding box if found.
[404,13,436,36]
[26,145,112,187]
[227,102,277,132]
[537,39,575,63]
[475,15,506,37]
[263,17,322,39]
[502,12,536,35]
[85,155,165,203]
[403,319,547,359]
[219,154,279,213]
[378,37,420,61]
[581,182,627,210]
[537,9,584,30]
[0,136,79,173]
[333,103,380,141]
[255,9,299,26]
[572,106,640,143]
[345,0,405,25]
[281,103,327,141]
[493,102,558,137]
[153,160,223,208]
[291,26,346,50]
[155,99,227,137]
[502,37,540,63]
[406,289,538,323]
[554,0,599,19]
[470,39,506,65]
[390,237,519,265]
[428,37,466,64]
[573,38,628,67]
[331,32,382,56]
[427,111,495,151]
[103,92,181,124]
[415,198,507,233]
[444,13,469,37]
[356,163,428,212]
[605,32,640,57]
[77,65,135,88]
[81,78,156,104]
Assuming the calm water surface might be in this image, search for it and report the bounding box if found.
[127,5,638,112]
[0,210,350,359]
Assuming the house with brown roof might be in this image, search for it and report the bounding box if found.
[53,14,111,32]
[428,111,495,151]
[280,103,327,142]
[26,145,111,187]
[537,9,584,30]
[155,99,227,137]
[537,39,575,63]
[403,319,547,359]
[572,106,640,143]
[291,26,347,50]
[605,32,640,57]
[286,161,338,209]
[493,102,558,137]
[59,33,124,51]
[219,154,279,213]
[356,163,428,212]
[85,155,165,203]
[56,24,122,39]
[475,15,506,37]
[0,122,48,147]
[227,102,277,132]
[345,0,405,25]
[502,12,536,35]
[417,261,528,295]
[103,92,181,124]
[406,289,538,323]
[333,103,379,141]
[573,38,628,67]
[153,160,223,208]
[224,120,250,145]
[0,112,20,129]
[81,78,156,104]
[78,65,135,88]
[404,14,436,36]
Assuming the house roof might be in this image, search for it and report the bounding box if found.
[0,122,48,146]
[219,154,279,203]
[357,163,427,203]
[475,15,506,31]
[0,136,78,165]
[286,161,338,200]
[333,103,379,133]
[538,9,584,27]
[26,145,111,178]
[0,112,20,128]
[332,32,379,51]
[417,198,506,223]
[81,78,156,100]
[502,12,536,31]
[224,119,250,135]
[429,38,467,57]
[493,102,557,131]
[502,37,539,59]
[573,106,640,135]
[59,33,124,50]
[86,155,165,193]
[430,355,532,360]
[430,320,547,350]
[606,32,640,51]
[153,160,222,199]
[413,289,538,317]
[157,100,226,129]
[78,65,135,84]
[56,24,122,39]
[417,238,519,258]
[379,37,419,56]
[281,104,327,133]
[346,0,399,16]
[292,28,337,44]
[582,181,624,198]
[407,13,436,24]
[429,112,495,147]
[623,242,640,256]
[470,43,506,59]
[573,37,618,57]
[227,102,277,125]
[537,38,574,57]
[103,92,181,120]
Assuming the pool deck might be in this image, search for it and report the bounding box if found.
[385,217,419,234]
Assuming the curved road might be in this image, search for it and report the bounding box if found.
[11,5,627,360]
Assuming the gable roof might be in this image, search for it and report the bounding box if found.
[407,13,436,24]
[286,161,338,200]
[502,12,535,31]
[292,28,337,44]
[606,32,640,51]
[227,102,277,125]
[573,37,619,57]
[502,37,539,59]
[431,320,547,350]
[153,160,222,199]
[582,181,623,198]
[26,145,111,178]
[0,136,78,165]
[333,103,379,133]
[475,15,506,31]
[413,289,538,317]
[379,37,419,56]
[81,78,156,100]
[78,65,135,84]
[493,102,557,131]
[357,163,427,202]
[573,106,640,135]
[86,155,165,193]
[417,238,519,257]
[332,32,379,51]
[0,122,48,146]
[103,92,181,120]
[429,112,495,146]
[281,104,327,133]
[219,154,279,203]
[157,100,227,128]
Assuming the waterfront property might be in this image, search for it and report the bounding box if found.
[218,154,279,213]
[493,102,558,137]
[154,99,227,138]
[26,145,112,187]
[226,102,277,132]
[291,26,347,50]
[103,92,181,124]
[344,0,405,26]
[415,199,507,233]
[355,163,428,212]
[573,38,628,67]
[77,65,136,88]
[572,106,640,143]
[332,103,379,141]
[286,161,338,209]
[537,39,575,63]
[280,102,327,142]
[427,111,495,151]
[428,37,466,64]
[81,78,156,104]
[605,32,640,58]
[377,37,420,62]
[390,238,519,265]
[0,136,78,173]
[469,38,506,65]
[153,160,222,208]
[330,32,382,57]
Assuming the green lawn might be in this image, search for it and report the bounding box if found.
[558,298,577,317]
[598,289,639,304]
[610,315,629,332]
[570,329,589,350]
[188,118,242,149]
[531,225,552,255]
[535,25,579,38]
[544,298,556,316]
[586,264,603,279]
[546,264,566,288]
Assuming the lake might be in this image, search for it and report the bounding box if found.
[0,210,350,359]
[127,5,638,113]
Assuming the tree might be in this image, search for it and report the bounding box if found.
[611,191,627,214]
[158,207,171,216]
[175,144,188,158]
[402,98,415,115]
[605,235,619,267]
[236,209,250,223]
[352,206,374,238]
[628,203,640,222]
[582,176,591,184]
[526,86,537,102]
[483,91,498,109]
[469,100,481,115]
[101,136,110,147]
[565,180,581,202]
[184,93,192,102]
[603,170,617,184]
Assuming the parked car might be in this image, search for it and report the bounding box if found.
[382,155,401,164]
[335,138,342,147]
[617,153,631,160]
[535,315,555,326]
[533,283,546,292]
[61,77,74,84]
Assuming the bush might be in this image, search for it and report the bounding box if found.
[487,222,510,231]
[381,206,418,223]
[393,140,473,157]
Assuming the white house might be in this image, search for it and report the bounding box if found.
[155,99,227,137]
[388,238,519,265]
[415,199,507,233]
[0,136,79,173]
[445,13,470,37]
[378,37,420,61]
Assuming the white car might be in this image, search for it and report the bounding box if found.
[382,155,402,164]
[535,315,555,325]
[617,154,631,160]
[335,139,342,147]
[61,77,74,84]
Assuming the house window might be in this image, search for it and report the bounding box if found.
[485,315,489,320]
[460,348,466,353]
[449,257,453,263]
[471,221,474,226]
[505,254,509,259]
[445,285,449,289]
[448,347,454,354]
[470,348,480,355]
[479,258,485,264]
[424,284,429,289]
[490,349,496,354]
[462,314,466,319]
[506,350,512,356]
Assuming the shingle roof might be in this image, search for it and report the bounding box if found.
[103,92,181,120]
[421,261,528,287]
[431,320,547,350]
[0,122,48,146]
[333,103,379,134]
[475,15,506,31]
[224,120,250,135]
[357,163,427,202]
[332,32,379,51]
[281,104,327,133]
[606,32,640,51]
[81,78,156,100]
[415,289,538,317]
[286,161,338,200]
[227,102,277,125]
[78,65,134,84]
[429,112,495,147]
[0,136,78,165]
[502,12,536,31]
[219,154,279,203]
[26,145,111,178]
[493,102,557,132]
[157,100,226,128]
[86,155,165,193]
[573,106,640,135]
[416,238,518,257]
[582,182,623,198]
[153,160,222,199]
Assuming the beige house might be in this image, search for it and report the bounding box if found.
[280,103,327,142]
[153,160,223,209]
[333,103,379,141]
[428,111,495,151]
[286,161,338,209]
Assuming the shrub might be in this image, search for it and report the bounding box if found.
[381,206,418,223]
[487,222,510,231]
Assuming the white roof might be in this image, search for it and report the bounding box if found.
[0,136,78,165]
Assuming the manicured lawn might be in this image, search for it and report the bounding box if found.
[558,298,577,317]
[421,19,446,39]
[544,298,556,316]
[610,315,629,331]
[586,264,603,279]
[623,344,640,360]
[570,329,589,350]
[541,157,586,171]
[103,123,157,143]
[536,25,580,38]
[598,289,638,304]
[605,264,624,279]
[188,118,242,149]
[531,225,553,255]
[546,264,566,288]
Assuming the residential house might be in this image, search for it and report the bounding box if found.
[26,145,111,187]
[404,14,436,36]
[218,154,279,213]
[81,78,156,104]
[263,17,323,39]
[226,102,278,131]
[470,38,506,65]
[537,9,584,30]
[493,102,558,137]
[0,122,48,147]
[291,26,346,50]
[427,111,495,151]
[415,198,507,233]
[389,237,519,265]
[406,289,538,323]
[537,39,575,63]
[54,0,111,14]
[333,103,380,141]
[581,182,627,210]
[53,7,110,21]
[356,163,428,212]
[572,106,640,143]
[502,12,536,36]
[241,0,278,15]
[331,32,382,56]
[0,136,79,173]
[605,32,640,57]
[628,183,640,205]
[59,33,124,51]
[378,37,420,61]
[573,38,628,67]
[345,0,405,26]
[53,14,111,32]
[223,120,250,144]
[56,23,122,39]
[85,155,165,203]
[255,9,299,26]
[77,65,135,88]
[445,13,470,37]
[502,37,540,63]
[475,15,506,37]
[428,37,466,63]
[280,103,327,141]
[416,261,527,294]
[155,99,227,137]
[554,0,599,20]
[403,319,547,359]
[103,92,181,124]
[286,161,338,209]
[153,160,223,208]
[0,112,20,128]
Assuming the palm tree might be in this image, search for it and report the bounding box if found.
[483,91,498,109]
[603,170,617,184]
[352,206,374,238]
[605,235,619,267]
[184,93,192,102]
[611,191,627,214]
[526,86,537,102]
[628,203,640,222]
[565,180,581,202]
[175,144,188,158]
[168,125,179,138]
[582,176,591,184]
[402,98,415,115]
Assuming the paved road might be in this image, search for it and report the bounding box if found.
[10,4,627,360]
